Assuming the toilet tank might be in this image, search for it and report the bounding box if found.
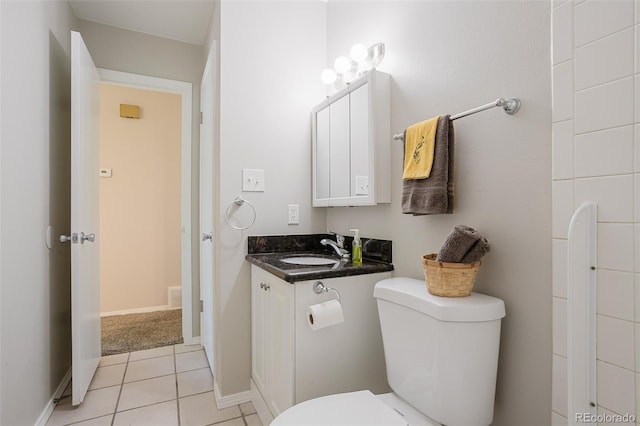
[373,277,505,426]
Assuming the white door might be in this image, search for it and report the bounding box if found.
[70,31,101,406]
[199,43,216,372]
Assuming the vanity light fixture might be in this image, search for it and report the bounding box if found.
[320,42,385,89]
[320,68,337,85]
[334,56,353,74]
[350,43,369,62]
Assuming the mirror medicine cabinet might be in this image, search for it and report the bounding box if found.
[311,70,390,207]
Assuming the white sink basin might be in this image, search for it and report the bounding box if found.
[281,256,339,266]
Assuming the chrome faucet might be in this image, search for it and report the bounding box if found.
[321,235,350,259]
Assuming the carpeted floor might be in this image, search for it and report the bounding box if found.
[101,309,183,356]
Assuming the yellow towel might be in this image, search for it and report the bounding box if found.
[402,115,440,180]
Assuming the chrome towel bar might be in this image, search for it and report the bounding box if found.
[393,97,521,141]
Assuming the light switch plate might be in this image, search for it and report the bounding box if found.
[355,175,369,195]
[99,168,113,178]
[242,169,265,192]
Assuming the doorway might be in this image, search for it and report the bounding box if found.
[98,82,183,354]
[98,69,195,347]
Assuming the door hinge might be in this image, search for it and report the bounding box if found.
[200,300,204,312]
[200,111,203,124]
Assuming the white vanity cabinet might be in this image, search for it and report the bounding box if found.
[250,265,392,422]
[251,266,294,418]
[312,70,391,207]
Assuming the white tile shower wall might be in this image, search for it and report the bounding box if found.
[552,120,573,180]
[574,28,634,91]
[574,126,634,178]
[551,0,639,423]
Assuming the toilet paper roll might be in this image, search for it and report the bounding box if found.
[306,300,344,331]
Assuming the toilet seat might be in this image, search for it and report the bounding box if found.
[271,390,439,426]
[270,390,407,426]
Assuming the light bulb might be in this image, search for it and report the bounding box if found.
[320,68,337,85]
[350,43,368,63]
[334,56,352,74]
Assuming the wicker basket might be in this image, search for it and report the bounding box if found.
[422,253,481,297]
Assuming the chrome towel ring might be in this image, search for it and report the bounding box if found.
[224,196,256,230]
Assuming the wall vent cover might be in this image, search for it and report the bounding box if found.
[168,286,182,309]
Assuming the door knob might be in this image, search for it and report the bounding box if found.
[80,232,95,243]
[202,232,213,241]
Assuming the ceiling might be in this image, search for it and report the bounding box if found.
[69,0,215,46]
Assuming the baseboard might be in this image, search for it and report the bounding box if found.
[250,379,274,425]
[213,379,253,409]
[182,335,200,345]
[35,368,71,426]
[101,305,179,317]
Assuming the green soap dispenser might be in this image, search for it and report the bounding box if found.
[350,229,362,265]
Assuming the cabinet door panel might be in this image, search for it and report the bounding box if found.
[315,106,330,201]
[329,94,350,199]
[349,83,370,198]
[266,279,294,416]
[251,268,267,397]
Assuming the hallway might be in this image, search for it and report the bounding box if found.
[46,344,261,426]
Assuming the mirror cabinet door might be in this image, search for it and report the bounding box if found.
[315,106,330,201]
[312,70,389,207]
[329,94,350,199]
[349,83,370,198]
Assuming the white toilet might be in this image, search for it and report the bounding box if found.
[271,277,506,426]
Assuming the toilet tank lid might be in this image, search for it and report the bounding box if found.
[374,277,506,322]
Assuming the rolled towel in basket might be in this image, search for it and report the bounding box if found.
[460,236,491,264]
[436,225,480,263]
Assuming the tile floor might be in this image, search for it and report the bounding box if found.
[46,344,262,426]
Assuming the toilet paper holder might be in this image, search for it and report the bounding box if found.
[313,281,341,302]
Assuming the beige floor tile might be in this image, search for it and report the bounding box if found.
[67,415,113,426]
[175,350,208,373]
[216,417,245,426]
[89,363,126,390]
[117,375,177,412]
[113,400,178,426]
[124,355,174,383]
[177,367,214,397]
[129,345,174,362]
[245,413,263,426]
[174,343,202,354]
[99,353,129,367]
[240,401,257,415]
[178,391,241,426]
[46,386,120,426]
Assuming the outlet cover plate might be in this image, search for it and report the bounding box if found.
[355,175,369,195]
[288,204,300,225]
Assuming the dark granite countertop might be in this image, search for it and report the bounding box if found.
[246,252,394,283]
[245,234,394,283]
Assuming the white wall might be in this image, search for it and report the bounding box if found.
[77,19,205,334]
[324,2,551,425]
[216,0,327,396]
[551,1,640,423]
[0,1,77,424]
